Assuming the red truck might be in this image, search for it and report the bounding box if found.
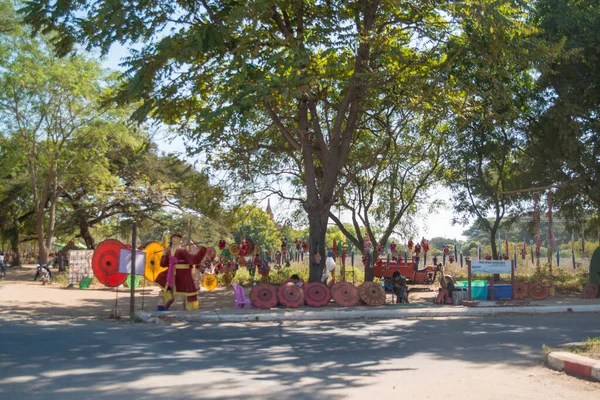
[373,258,440,285]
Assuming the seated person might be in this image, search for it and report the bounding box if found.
[435,268,455,304]
[391,271,409,304]
[290,274,303,287]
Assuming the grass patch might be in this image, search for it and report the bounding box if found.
[224,262,367,287]
[565,337,600,360]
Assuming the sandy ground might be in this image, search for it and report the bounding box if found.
[0,264,438,321]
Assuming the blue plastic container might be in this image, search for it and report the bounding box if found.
[456,280,488,300]
[470,285,488,300]
[488,284,512,300]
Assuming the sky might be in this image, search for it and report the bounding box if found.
[102,45,471,242]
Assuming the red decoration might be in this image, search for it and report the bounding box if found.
[422,238,429,253]
[579,283,599,299]
[443,245,450,255]
[218,239,227,250]
[250,283,278,309]
[448,255,455,263]
[92,239,128,287]
[239,240,248,256]
[528,282,550,300]
[514,282,528,300]
[358,282,386,306]
[277,283,304,308]
[414,244,422,256]
[304,282,331,307]
[330,282,359,307]
[407,239,414,250]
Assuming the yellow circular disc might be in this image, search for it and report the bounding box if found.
[143,242,166,282]
[222,273,233,286]
[203,274,218,291]
[260,275,271,284]
[229,243,239,256]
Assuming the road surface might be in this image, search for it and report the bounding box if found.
[1,314,599,399]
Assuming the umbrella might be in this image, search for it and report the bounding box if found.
[92,239,128,287]
[358,282,385,306]
[514,282,528,300]
[250,283,278,309]
[579,283,598,299]
[330,282,359,307]
[143,241,166,282]
[79,277,93,290]
[528,282,550,300]
[125,274,140,289]
[304,282,331,307]
[203,274,218,291]
[277,283,304,308]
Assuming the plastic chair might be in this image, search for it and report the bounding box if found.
[232,284,252,308]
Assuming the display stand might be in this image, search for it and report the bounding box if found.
[467,260,515,301]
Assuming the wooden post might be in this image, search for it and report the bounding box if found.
[130,222,136,319]
[511,260,515,300]
[468,260,472,301]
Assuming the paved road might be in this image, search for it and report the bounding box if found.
[1,314,599,399]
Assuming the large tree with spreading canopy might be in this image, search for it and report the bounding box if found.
[23,0,535,280]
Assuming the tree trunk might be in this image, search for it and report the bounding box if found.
[36,211,48,265]
[307,210,328,282]
[490,225,499,281]
[80,219,95,249]
[9,225,20,267]
[364,250,375,282]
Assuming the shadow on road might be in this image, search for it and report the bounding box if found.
[1,314,600,399]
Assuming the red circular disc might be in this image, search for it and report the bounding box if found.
[579,283,599,299]
[250,283,278,309]
[277,283,304,308]
[358,282,386,306]
[92,239,128,287]
[304,282,331,307]
[330,282,359,307]
[514,282,528,300]
[528,281,550,300]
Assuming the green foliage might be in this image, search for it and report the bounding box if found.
[525,0,600,218]
[230,205,280,253]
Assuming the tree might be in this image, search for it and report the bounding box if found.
[329,109,445,280]
[524,0,600,227]
[230,206,280,253]
[443,0,543,260]
[0,34,116,264]
[23,0,537,280]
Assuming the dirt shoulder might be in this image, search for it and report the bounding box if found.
[0,264,441,321]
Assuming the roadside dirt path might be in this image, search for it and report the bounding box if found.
[0,264,438,321]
